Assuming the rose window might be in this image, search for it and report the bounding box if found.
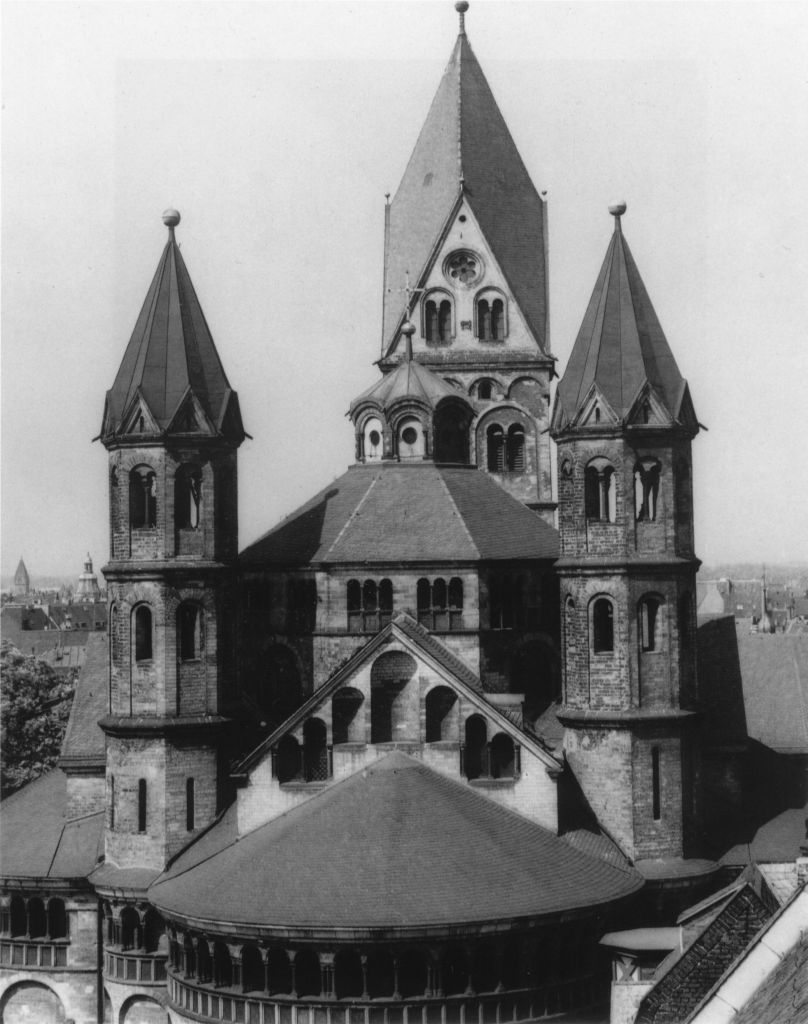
[446,251,480,285]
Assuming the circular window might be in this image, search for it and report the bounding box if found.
[401,427,418,445]
[369,430,381,447]
[445,250,481,285]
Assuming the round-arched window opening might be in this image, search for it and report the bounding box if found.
[402,426,418,445]
[369,430,381,447]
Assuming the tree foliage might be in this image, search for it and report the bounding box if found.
[1,641,76,798]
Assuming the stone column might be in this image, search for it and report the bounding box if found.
[320,951,335,998]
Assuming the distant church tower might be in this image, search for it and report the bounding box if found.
[551,205,702,870]
[378,1,555,522]
[12,557,29,599]
[75,552,101,599]
[98,210,245,874]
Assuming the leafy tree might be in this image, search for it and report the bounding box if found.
[1,641,75,798]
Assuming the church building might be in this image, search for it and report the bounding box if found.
[2,6,799,1024]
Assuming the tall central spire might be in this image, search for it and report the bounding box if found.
[381,3,548,356]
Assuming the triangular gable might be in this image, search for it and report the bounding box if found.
[165,387,216,436]
[216,388,246,442]
[572,383,619,429]
[234,614,562,777]
[119,389,161,436]
[625,383,674,428]
[674,381,700,434]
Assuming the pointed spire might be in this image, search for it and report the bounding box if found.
[382,10,548,355]
[101,210,244,444]
[553,204,697,432]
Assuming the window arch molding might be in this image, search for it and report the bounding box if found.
[474,286,508,341]
[422,288,454,343]
[360,413,385,462]
[132,604,153,662]
[471,377,501,402]
[392,414,426,460]
[584,456,616,522]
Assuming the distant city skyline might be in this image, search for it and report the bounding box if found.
[3,1,807,577]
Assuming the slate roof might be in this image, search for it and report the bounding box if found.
[101,217,244,442]
[553,214,696,430]
[350,355,468,417]
[731,925,808,1024]
[382,29,548,355]
[59,632,108,771]
[720,803,808,866]
[240,463,558,566]
[734,630,808,753]
[0,770,103,882]
[151,752,641,935]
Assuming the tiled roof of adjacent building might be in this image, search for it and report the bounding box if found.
[735,630,808,754]
[730,920,808,1024]
[151,752,641,935]
[101,214,244,443]
[0,770,103,881]
[59,632,108,771]
[240,463,558,566]
[382,28,548,355]
[553,212,696,430]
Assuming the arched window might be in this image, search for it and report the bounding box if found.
[175,465,202,529]
[129,466,157,529]
[439,299,452,340]
[490,733,516,779]
[477,379,495,401]
[367,950,395,998]
[398,417,425,459]
[348,578,390,632]
[486,424,505,472]
[379,578,393,627]
[137,778,147,832]
[491,298,505,339]
[213,941,233,988]
[363,417,384,462]
[185,777,195,832]
[417,578,431,626]
[134,606,152,662]
[592,598,614,653]
[242,944,265,993]
[477,293,507,340]
[10,895,26,937]
[506,424,525,472]
[276,735,302,783]
[634,460,661,521]
[120,906,140,950]
[347,579,361,630]
[27,898,46,939]
[399,949,428,998]
[332,687,364,744]
[335,949,364,999]
[448,577,464,629]
[303,717,329,781]
[266,948,292,995]
[464,715,488,780]
[178,603,203,661]
[294,950,321,998]
[424,294,453,343]
[370,651,415,744]
[47,899,67,940]
[183,934,197,977]
[197,938,213,983]
[425,686,457,742]
[143,909,163,954]
[639,595,663,652]
[585,459,616,522]
[434,404,469,464]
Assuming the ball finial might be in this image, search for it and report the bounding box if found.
[455,1,469,33]
[162,208,181,228]
[608,201,627,218]
[401,319,416,337]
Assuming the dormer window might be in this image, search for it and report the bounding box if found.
[476,290,507,341]
[363,417,384,462]
[397,417,425,459]
[423,291,453,343]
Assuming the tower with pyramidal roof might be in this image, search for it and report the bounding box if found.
[551,202,703,872]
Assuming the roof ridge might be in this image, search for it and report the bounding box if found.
[321,467,382,560]
[434,468,479,556]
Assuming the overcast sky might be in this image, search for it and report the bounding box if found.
[3,0,807,580]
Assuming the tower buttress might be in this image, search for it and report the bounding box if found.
[99,210,245,871]
[551,204,702,869]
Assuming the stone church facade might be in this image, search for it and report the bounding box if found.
[0,6,768,1024]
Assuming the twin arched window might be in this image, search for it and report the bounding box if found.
[463,716,517,779]
[477,296,506,340]
[129,466,156,528]
[486,423,525,473]
[425,294,453,342]
[347,578,393,632]
[584,460,616,522]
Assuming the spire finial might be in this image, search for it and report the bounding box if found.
[455,1,469,35]
[401,270,416,361]
[162,208,181,240]
[608,201,627,231]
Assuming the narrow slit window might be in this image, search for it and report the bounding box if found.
[134,606,152,661]
[138,778,147,833]
[593,599,614,653]
[186,778,195,832]
[652,747,661,820]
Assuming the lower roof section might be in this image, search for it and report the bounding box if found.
[150,751,642,939]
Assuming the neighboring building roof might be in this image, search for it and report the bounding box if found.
[729,919,808,1024]
[151,751,641,936]
[240,462,558,566]
[350,354,468,418]
[382,27,548,355]
[735,630,808,753]
[0,770,103,882]
[720,803,808,867]
[634,884,772,1024]
[552,210,696,431]
[59,632,108,771]
[39,644,86,672]
[101,213,244,443]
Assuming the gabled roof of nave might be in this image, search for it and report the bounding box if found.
[101,211,244,443]
[240,462,558,566]
[553,208,697,431]
[383,15,548,355]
